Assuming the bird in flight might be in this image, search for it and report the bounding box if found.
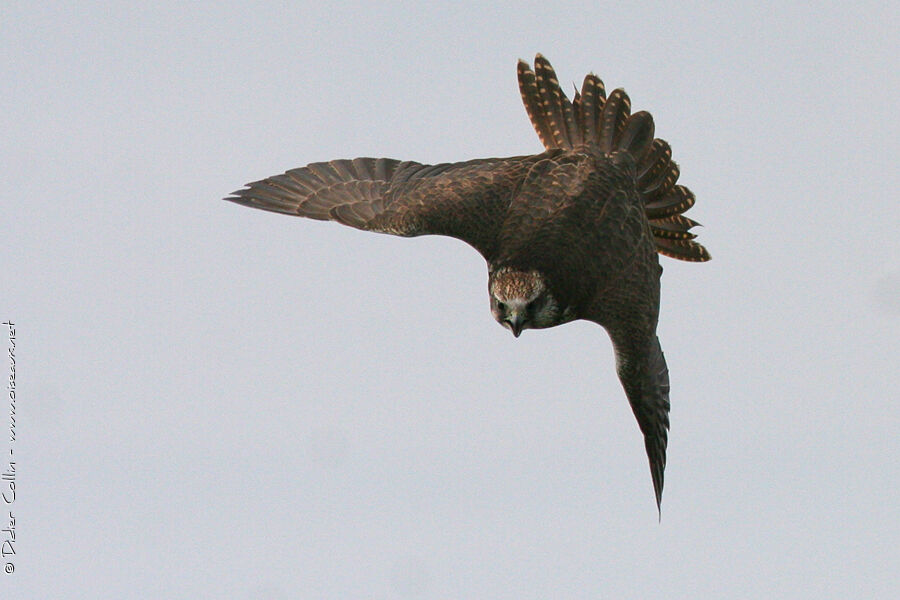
[226,55,710,512]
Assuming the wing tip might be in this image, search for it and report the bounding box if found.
[224,189,249,202]
[645,430,667,516]
[223,189,256,207]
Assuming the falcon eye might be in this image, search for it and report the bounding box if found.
[497,301,507,312]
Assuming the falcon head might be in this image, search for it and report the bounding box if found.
[489,268,563,337]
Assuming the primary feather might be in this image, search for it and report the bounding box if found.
[226,55,712,512]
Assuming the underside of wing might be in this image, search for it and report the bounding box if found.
[518,55,711,262]
[226,155,541,259]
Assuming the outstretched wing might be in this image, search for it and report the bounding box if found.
[609,334,671,514]
[226,155,541,259]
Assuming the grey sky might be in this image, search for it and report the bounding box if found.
[2,2,898,598]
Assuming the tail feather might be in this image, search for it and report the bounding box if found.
[654,237,711,262]
[534,54,580,148]
[641,162,680,202]
[596,88,631,154]
[517,60,558,150]
[517,55,710,262]
[649,214,700,240]
[638,139,672,182]
[577,74,607,145]
[616,110,655,162]
[645,185,696,219]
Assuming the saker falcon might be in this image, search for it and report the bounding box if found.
[225,55,710,512]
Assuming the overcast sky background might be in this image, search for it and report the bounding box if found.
[2,2,898,598]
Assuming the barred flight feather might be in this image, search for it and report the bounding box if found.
[517,56,709,261]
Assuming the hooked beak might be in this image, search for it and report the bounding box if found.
[507,313,524,338]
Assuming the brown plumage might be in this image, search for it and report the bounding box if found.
[225,55,710,512]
